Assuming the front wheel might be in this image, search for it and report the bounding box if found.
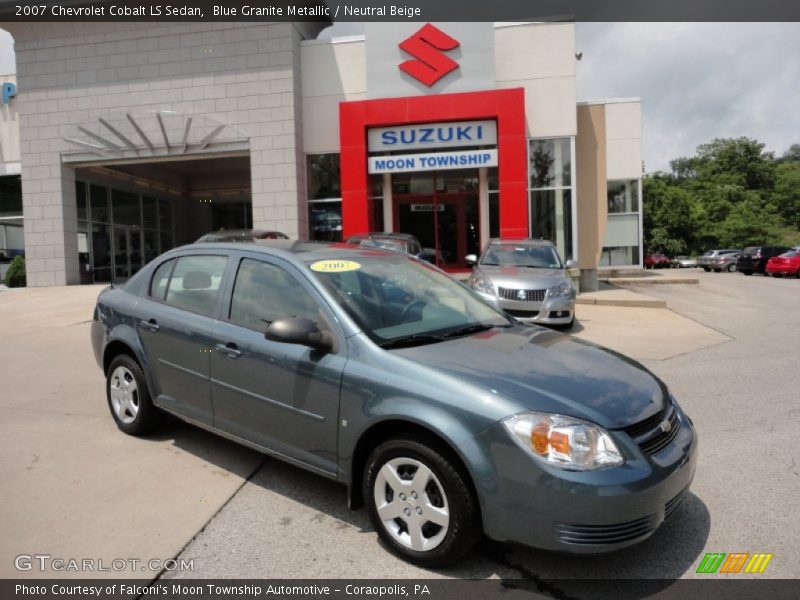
[742,270,752,276]
[106,354,161,435]
[726,264,737,272]
[364,436,481,567]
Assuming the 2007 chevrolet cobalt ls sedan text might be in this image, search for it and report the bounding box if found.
[91,241,697,566]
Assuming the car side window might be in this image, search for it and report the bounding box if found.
[150,259,175,300]
[163,255,228,317]
[229,259,320,330]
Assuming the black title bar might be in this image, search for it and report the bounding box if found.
[1,0,800,22]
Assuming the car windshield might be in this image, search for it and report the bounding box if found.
[308,256,511,347]
[480,244,562,269]
[358,238,408,253]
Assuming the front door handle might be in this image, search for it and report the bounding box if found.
[215,343,242,359]
[140,319,159,332]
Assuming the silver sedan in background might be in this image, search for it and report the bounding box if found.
[466,239,577,329]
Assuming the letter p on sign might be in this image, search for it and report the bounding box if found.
[2,82,16,104]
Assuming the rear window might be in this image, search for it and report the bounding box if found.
[161,255,228,317]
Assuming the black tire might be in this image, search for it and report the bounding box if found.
[726,264,736,273]
[363,435,481,567]
[105,354,161,436]
[796,268,800,279]
[742,270,752,276]
[703,266,710,272]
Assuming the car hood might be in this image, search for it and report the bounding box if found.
[394,325,665,430]
[478,265,568,289]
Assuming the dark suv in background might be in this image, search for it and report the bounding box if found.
[737,245,791,275]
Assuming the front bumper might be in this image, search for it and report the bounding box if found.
[476,291,575,325]
[474,406,698,553]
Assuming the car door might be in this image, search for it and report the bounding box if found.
[210,254,346,476]
[136,253,230,425]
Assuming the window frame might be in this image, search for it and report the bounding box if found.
[221,253,342,349]
[147,253,231,319]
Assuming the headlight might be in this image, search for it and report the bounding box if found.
[469,270,495,296]
[503,412,624,470]
[549,279,572,298]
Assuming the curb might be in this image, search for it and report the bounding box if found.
[601,277,699,285]
[576,296,667,309]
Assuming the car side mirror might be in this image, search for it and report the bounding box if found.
[565,259,579,268]
[465,254,478,266]
[266,317,333,352]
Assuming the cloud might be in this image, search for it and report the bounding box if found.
[576,23,800,172]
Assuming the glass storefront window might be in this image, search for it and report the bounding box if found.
[600,245,641,266]
[76,181,87,221]
[608,180,640,213]
[0,175,22,217]
[530,188,572,261]
[159,199,172,231]
[308,201,343,242]
[369,174,384,232]
[142,196,158,229]
[160,231,174,254]
[91,222,111,282]
[90,184,109,223]
[307,154,341,200]
[392,172,434,195]
[112,189,140,227]
[529,138,571,189]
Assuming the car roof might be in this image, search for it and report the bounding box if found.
[486,238,555,247]
[183,240,401,264]
[347,232,417,241]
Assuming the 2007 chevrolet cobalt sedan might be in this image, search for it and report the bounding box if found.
[91,241,697,566]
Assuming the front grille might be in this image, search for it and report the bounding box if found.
[555,515,656,546]
[623,401,680,456]
[664,488,688,521]
[498,287,546,302]
[505,309,540,318]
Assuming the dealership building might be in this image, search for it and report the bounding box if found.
[0,19,643,287]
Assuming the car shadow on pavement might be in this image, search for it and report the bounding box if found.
[148,414,710,590]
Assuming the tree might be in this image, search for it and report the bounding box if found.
[694,137,776,192]
[773,161,800,228]
[4,256,26,287]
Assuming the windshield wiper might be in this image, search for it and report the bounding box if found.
[379,334,446,349]
[443,322,506,339]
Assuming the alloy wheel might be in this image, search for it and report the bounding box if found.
[373,457,450,552]
[109,366,139,424]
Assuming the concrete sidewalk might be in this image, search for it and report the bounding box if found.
[577,285,666,308]
[0,285,264,579]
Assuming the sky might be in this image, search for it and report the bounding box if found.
[1,22,798,172]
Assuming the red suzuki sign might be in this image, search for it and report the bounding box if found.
[398,24,460,86]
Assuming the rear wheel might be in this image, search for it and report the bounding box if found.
[742,270,752,276]
[364,436,481,567]
[796,268,800,279]
[726,263,737,272]
[106,354,160,435]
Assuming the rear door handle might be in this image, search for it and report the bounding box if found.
[215,343,242,359]
[140,319,159,332]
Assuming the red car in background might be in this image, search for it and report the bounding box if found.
[644,253,672,269]
[765,251,800,278]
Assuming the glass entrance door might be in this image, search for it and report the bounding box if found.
[112,226,143,282]
[392,170,480,269]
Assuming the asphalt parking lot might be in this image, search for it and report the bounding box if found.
[2,271,798,586]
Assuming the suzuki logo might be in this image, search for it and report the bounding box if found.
[398,24,460,87]
[660,417,673,433]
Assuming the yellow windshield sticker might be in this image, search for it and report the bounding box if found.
[310,260,362,273]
